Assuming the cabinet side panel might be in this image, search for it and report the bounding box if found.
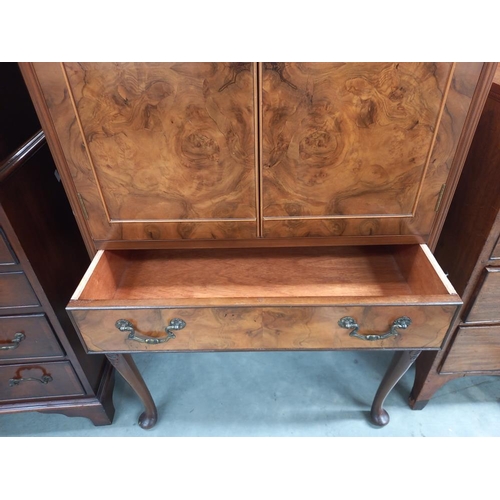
[434,77,500,299]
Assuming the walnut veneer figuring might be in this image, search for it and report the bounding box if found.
[33,62,259,241]
[68,245,459,353]
[260,62,484,239]
[24,62,486,247]
[21,62,496,429]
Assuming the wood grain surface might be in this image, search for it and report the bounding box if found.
[465,268,500,323]
[440,325,500,373]
[0,272,39,309]
[74,245,454,303]
[69,243,459,352]
[260,62,484,239]
[0,361,84,400]
[0,315,64,360]
[261,63,451,226]
[433,74,500,299]
[26,62,488,245]
[32,62,258,242]
[70,304,456,352]
[410,71,500,407]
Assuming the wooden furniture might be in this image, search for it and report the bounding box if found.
[410,65,500,408]
[0,63,115,425]
[20,62,497,429]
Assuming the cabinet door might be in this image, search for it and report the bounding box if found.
[261,62,484,240]
[32,63,258,243]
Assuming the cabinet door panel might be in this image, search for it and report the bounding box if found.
[34,62,258,242]
[261,62,483,239]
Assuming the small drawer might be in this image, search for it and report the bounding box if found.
[68,245,461,353]
[465,267,500,323]
[0,315,64,361]
[0,361,84,401]
[440,325,500,373]
[0,228,17,265]
[0,272,40,309]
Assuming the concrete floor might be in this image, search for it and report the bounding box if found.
[0,350,499,437]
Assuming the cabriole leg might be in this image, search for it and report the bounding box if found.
[370,350,421,426]
[106,353,158,429]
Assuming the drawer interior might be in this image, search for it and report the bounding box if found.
[72,244,458,306]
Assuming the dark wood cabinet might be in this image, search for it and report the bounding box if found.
[410,66,500,408]
[0,63,114,425]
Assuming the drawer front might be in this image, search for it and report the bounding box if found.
[0,315,64,361]
[71,304,457,353]
[0,228,17,266]
[441,325,500,373]
[0,361,84,401]
[0,272,40,309]
[466,268,500,323]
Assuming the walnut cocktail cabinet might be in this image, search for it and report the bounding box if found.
[20,62,496,429]
[410,67,500,408]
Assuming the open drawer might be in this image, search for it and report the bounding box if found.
[67,244,461,353]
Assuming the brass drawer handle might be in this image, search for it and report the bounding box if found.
[9,374,53,386]
[115,318,186,345]
[0,332,25,351]
[338,316,412,341]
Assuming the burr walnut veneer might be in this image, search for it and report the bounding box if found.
[20,62,497,428]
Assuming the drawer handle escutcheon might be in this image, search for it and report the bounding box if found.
[0,332,25,351]
[338,316,412,341]
[9,374,53,386]
[115,318,186,345]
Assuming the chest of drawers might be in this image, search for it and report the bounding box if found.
[0,63,115,425]
[0,143,116,424]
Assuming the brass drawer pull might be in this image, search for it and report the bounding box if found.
[115,318,186,345]
[9,374,53,386]
[338,316,412,341]
[0,332,25,351]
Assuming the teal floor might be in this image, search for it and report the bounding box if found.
[0,350,498,437]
